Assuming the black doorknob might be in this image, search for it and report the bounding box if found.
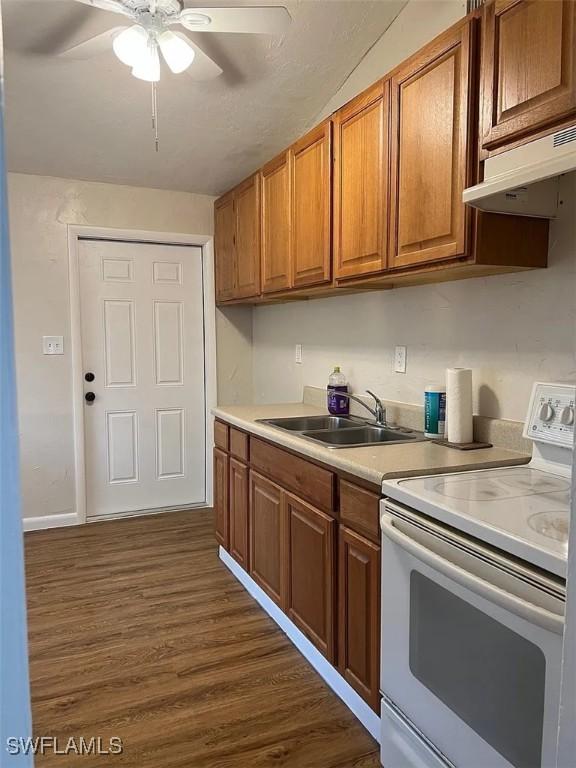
[85,372,95,382]
[85,392,96,403]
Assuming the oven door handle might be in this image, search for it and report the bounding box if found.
[381,515,564,635]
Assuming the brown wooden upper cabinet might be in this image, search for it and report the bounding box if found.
[481,0,576,153]
[261,151,291,293]
[333,81,389,280]
[290,121,332,288]
[214,174,261,302]
[388,19,475,269]
[214,192,236,302]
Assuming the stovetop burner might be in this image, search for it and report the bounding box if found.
[528,512,570,543]
[429,469,570,502]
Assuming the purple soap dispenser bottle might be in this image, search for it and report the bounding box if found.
[327,366,350,415]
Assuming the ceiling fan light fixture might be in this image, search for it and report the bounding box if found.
[131,40,161,82]
[158,31,195,74]
[179,11,212,27]
[112,24,148,67]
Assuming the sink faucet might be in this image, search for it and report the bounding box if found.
[328,389,387,427]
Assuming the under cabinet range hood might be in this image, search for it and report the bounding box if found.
[463,124,576,218]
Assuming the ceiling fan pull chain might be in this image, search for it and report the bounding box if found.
[151,80,160,152]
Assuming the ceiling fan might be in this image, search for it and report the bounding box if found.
[47,0,292,82]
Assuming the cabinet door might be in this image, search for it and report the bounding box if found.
[235,174,261,298]
[389,20,475,269]
[338,527,380,711]
[261,152,291,293]
[291,122,332,288]
[481,0,576,151]
[333,81,388,280]
[249,472,287,607]
[213,448,229,549]
[214,193,236,302]
[286,493,335,661]
[229,458,249,569]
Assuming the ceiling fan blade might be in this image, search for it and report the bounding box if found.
[177,6,291,35]
[173,33,223,80]
[73,0,133,17]
[59,25,128,59]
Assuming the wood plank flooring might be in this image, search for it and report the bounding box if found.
[25,509,380,767]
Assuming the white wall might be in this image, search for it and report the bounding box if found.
[314,0,466,123]
[252,0,576,423]
[8,173,252,521]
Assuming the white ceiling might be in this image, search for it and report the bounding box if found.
[2,0,406,195]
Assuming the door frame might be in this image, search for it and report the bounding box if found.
[68,225,217,524]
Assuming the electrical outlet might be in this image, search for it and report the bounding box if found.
[43,336,64,355]
[394,345,407,373]
[295,344,303,364]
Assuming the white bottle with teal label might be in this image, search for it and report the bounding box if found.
[424,384,446,438]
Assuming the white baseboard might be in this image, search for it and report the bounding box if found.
[219,546,381,743]
[23,513,79,532]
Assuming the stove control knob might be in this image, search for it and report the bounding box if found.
[539,403,555,422]
[560,406,574,426]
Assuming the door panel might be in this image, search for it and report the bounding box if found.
[482,0,576,150]
[235,174,261,298]
[156,409,185,479]
[389,21,474,268]
[338,526,381,711]
[286,493,335,661]
[214,447,229,548]
[261,152,291,293]
[106,411,138,484]
[229,457,249,568]
[249,471,287,606]
[79,239,206,519]
[103,300,136,387]
[333,82,388,280]
[214,194,236,301]
[153,301,183,385]
[291,122,332,287]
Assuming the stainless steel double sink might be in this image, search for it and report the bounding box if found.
[257,415,426,449]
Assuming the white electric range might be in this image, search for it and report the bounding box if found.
[379,382,574,768]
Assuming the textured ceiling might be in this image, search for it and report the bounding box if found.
[2,0,406,194]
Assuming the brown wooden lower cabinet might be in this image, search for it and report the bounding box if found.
[229,457,249,569]
[213,424,381,709]
[338,526,381,712]
[249,471,287,608]
[213,447,229,548]
[286,492,336,662]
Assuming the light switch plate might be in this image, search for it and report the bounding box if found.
[43,336,64,355]
[394,345,407,373]
[295,344,303,364]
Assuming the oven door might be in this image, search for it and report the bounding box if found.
[380,501,565,768]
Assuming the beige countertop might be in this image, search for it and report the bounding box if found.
[213,402,530,487]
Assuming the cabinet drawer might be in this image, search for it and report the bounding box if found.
[250,437,335,513]
[339,480,381,543]
[230,427,249,462]
[214,420,229,450]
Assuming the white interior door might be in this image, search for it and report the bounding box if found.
[78,239,206,519]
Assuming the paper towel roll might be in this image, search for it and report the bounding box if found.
[446,368,473,444]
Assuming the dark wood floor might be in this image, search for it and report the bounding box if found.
[25,509,380,767]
